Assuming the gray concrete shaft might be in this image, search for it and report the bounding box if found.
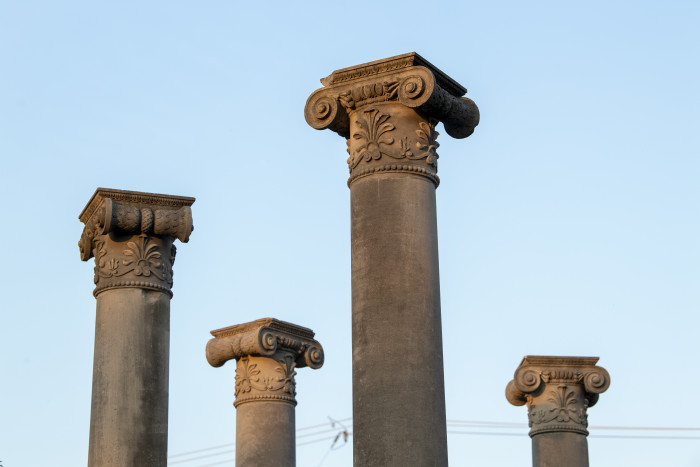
[532,432,590,467]
[235,402,296,467]
[350,173,447,466]
[88,288,170,467]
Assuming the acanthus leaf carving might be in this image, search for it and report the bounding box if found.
[507,357,609,437]
[413,120,440,168]
[93,234,172,284]
[350,108,396,168]
[234,355,297,399]
[235,357,260,397]
[123,234,165,279]
[90,233,175,297]
[530,385,584,424]
[276,355,297,395]
[347,107,441,172]
[306,53,479,153]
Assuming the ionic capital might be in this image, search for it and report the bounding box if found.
[506,356,610,437]
[305,53,479,187]
[206,318,324,407]
[78,188,195,297]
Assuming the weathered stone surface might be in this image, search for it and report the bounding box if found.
[506,356,611,467]
[306,52,479,190]
[305,52,479,140]
[88,289,170,466]
[79,188,194,467]
[206,319,324,467]
[351,174,446,466]
[79,188,194,297]
[305,53,479,467]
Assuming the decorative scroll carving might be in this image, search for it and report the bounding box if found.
[101,199,193,244]
[303,344,324,368]
[305,94,349,138]
[305,52,479,144]
[206,318,324,370]
[207,318,324,408]
[78,188,195,296]
[506,356,610,437]
[305,54,477,187]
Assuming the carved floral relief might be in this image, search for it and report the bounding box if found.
[124,235,165,278]
[349,108,395,168]
[347,107,440,171]
[528,385,586,428]
[92,234,173,287]
[234,355,297,398]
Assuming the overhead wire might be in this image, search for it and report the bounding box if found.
[169,449,235,465]
[195,458,236,467]
[169,443,234,459]
[167,417,700,465]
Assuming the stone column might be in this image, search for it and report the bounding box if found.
[78,188,194,467]
[506,356,611,467]
[206,318,324,467]
[304,53,479,466]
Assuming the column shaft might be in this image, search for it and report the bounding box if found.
[205,318,325,467]
[351,174,447,466]
[506,356,611,467]
[236,402,295,467]
[88,289,170,466]
[304,53,479,467]
[532,432,589,467]
[79,188,194,466]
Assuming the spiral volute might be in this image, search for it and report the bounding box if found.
[303,345,325,369]
[398,75,430,107]
[514,367,542,394]
[583,367,610,394]
[259,330,278,355]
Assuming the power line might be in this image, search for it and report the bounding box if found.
[169,417,700,464]
[169,418,348,459]
[169,443,234,459]
[447,419,524,426]
[196,458,235,467]
[169,449,235,465]
[188,431,350,467]
[446,419,700,431]
[316,419,351,467]
[298,433,352,448]
[298,426,348,440]
[298,417,352,432]
[448,430,524,437]
[446,431,700,440]
[591,425,700,432]
[170,420,349,465]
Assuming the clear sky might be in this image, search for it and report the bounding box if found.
[1,1,699,466]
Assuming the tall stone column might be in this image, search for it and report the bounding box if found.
[506,356,611,467]
[78,188,194,466]
[304,53,479,466]
[206,318,324,467]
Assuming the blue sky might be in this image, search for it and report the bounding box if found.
[1,1,699,466]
